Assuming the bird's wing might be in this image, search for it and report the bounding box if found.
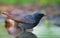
[20,15,35,24]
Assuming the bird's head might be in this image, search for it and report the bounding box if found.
[32,12,46,26]
[34,12,45,19]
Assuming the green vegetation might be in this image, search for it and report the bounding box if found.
[0,22,11,38]
[0,0,60,6]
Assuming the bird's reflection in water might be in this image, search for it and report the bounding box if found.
[16,31,37,38]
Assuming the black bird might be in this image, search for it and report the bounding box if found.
[19,12,45,29]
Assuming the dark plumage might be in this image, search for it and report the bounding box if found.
[19,12,45,29]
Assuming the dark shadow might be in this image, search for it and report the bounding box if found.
[17,31,37,38]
